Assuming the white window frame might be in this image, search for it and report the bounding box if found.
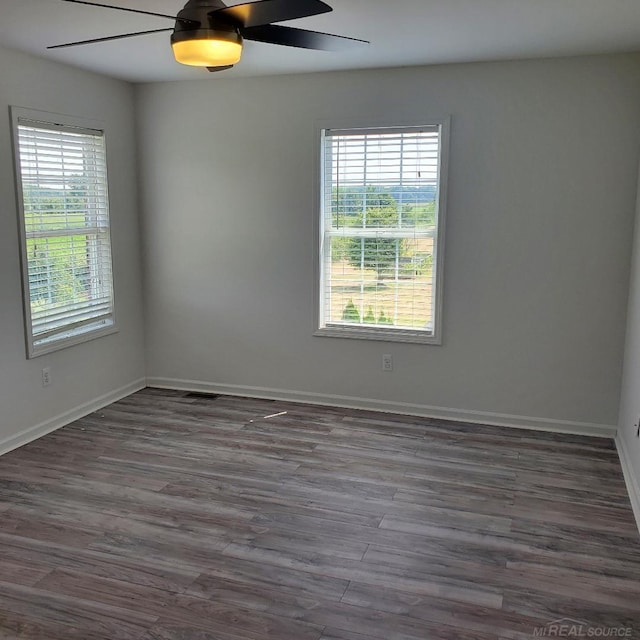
[314,117,449,345]
[10,107,117,358]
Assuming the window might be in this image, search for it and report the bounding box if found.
[11,108,116,357]
[317,121,448,344]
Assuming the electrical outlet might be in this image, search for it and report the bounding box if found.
[41,367,51,387]
[382,354,393,372]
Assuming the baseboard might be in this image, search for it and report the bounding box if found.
[0,378,146,457]
[146,376,616,438]
[616,434,640,534]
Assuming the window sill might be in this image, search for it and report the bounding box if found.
[29,323,118,359]
[314,325,441,345]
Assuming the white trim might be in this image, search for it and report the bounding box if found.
[0,378,145,458]
[10,106,105,133]
[615,434,640,534]
[326,125,440,137]
[146,376,616,438]
[31,324,119,359]
[314,325,440,344]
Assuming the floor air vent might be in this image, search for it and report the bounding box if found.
[184,391,220,400]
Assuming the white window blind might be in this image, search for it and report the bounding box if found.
[12,110,115,357]
[318,123,447,343]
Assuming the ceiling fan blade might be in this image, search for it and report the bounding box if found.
[59,0,198,24]
[207,65,234,72]
[242,24,368,51]
[210,0,331,28]
[48,28,174,49]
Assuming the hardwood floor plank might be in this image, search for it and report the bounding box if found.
[509,519,640,563]
[0,607,141,640]
[186,556,349,601]
[502,587,640,631]
[0,581,155,640]
[0,458,169,491]
[379,509,513,536]
[319,629,381,640]
[141,621,250,640]
[0,531,199,592]
[502,561,640,609]
[392,486,514,518]
[499,545,640,581]
[158,593,325,640]
[0,561,51,588]
[514,469,630,506]
[362,545,507,586]
[508,495,639,536]
[87,530,243,571]
[0,508,101,547]
[161,480,384,528]
[267,593,502,640]
[244,527,369,561]
[341,581,545,639]
[34,567,179,617]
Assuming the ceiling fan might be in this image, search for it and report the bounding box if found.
[49,0,368,72]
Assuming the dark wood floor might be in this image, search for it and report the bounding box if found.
[0,388,639,639]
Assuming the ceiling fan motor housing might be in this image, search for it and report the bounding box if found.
[173,0,238,36]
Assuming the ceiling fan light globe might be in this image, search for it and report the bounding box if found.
[171,30,243,67]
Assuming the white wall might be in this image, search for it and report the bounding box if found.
[618,162,640,521]
[137,54,640,435]
[0,46,145,451]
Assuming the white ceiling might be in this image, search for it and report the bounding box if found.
[2,0,640,83]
